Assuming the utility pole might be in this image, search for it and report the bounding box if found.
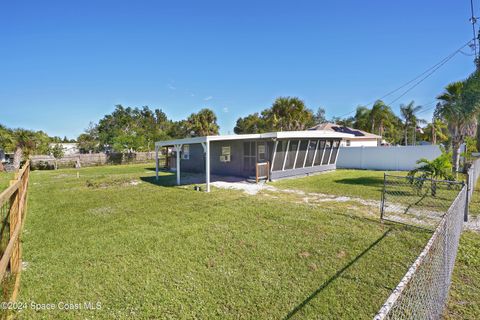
[431,115,436,145]
[470,0,480,69]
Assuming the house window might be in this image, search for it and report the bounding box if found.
[221,146,231,162]
[257,144,266,162]
[222,146,231,156]
[346,140,351,146]
[182,145,190,160]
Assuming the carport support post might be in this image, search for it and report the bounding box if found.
[202,141,211,192]
[174,144,182,185]
[155,145,159,181]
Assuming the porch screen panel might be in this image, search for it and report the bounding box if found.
[304,140,317,167]
[284,140,299,170]
[314,140,325,166]
[322,140,332,165]
[329,140,340,164]
[294,140,309,169]
[272,140,287,171]
[243,141,255,173]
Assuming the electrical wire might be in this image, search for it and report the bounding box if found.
[336,39,474,119]
[470,0,478,60]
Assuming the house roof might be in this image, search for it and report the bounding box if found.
[309,123,381,139]
[155,130,354,147]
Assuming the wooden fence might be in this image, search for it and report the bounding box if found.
[30,151,156,170]
[0,160,30,305]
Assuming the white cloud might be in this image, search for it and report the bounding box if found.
[223,107,229,113]
[167,83,176,90]
[204,96,213,101]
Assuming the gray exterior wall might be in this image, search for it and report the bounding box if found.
[178,144,205,173]
[271,163,336,180]
[169,137,339,180]
[210,140,248,177]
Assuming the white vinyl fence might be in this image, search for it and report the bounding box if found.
[337,145,442,171]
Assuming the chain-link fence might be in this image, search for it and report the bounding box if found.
[375,183,466,319]
[380,174,464,230]
[373,156,480,320]
[466,157,480,206]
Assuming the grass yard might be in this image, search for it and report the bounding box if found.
[0,171,12,190]
[271,169,402,201]
[14,164,432,319]
[445,231,480,319]
[468,181,480,217]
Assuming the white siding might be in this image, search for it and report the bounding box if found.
[337,145,442,171]
[341,139,378,147]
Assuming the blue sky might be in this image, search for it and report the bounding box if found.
[0,0,477,138]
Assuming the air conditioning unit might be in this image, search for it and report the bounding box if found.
[220,155,231,162]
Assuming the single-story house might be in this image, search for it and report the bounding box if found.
[48,143,80,156]
[154,131,353,192]
[309,123,381,147]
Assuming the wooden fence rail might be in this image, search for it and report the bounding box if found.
[0,160,30,304]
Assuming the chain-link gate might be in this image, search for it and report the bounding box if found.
[380,175,464,230]
[375,173,468,319]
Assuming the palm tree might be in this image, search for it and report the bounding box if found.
[10,129,36,170]
[187,108,220,136]
[422,118,448,144]
[400,101,425,146]
[263,97,314,131]
[436,81,480,172]
[369,100,393,137]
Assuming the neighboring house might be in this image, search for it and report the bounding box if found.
[155,130,354,192]
[48,143,79,156]
[309,123,381,147]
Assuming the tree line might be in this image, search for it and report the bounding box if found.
[76,106,220,153]
[233,72,480,172]
[1,71,479,172]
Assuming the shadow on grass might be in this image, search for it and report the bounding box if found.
[140,174,180,187]
[334,177,384,188]
[283,229,391,319]
[141,171,249,188]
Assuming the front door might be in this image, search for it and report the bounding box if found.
[243,141,256,176]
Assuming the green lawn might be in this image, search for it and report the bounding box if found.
[468,181,480,217]
[445,231,480,319]
[271,169,480,319]
[14,164,431,319]
[271,169,402,201]
[0,171,12,191]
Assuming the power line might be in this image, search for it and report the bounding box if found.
[470,0,478,62]
[336,40,473,119]
[386,44,469,105]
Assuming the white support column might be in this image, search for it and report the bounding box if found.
[327,140,334,164]
[282,140,290,171]
[174,144,182,185]
[334,140,341,164]
[293,140,301,169]
[270,140,278,174]
[302,140,310,168]
[311,139,320,167]
[155,145,159,180]
[201,141,211,192]
[320,140,327,165]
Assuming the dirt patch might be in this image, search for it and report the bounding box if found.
[465,216,480,232]
[211,180,276,195]
[298,251,311,258]
[87,206,115,216]
[85,178,141,189]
